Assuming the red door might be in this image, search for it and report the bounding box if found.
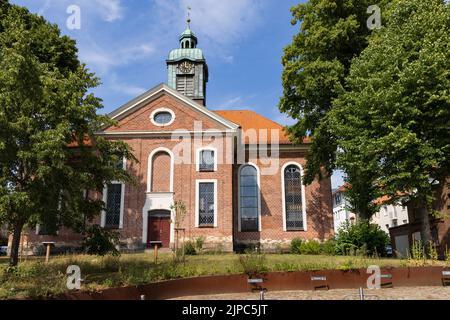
[148,211,171,248]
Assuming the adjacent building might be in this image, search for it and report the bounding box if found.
[332,185,355,233]
[332,186,409,234]
[389,178,450,258]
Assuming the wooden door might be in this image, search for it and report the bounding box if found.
[148,210,171,248]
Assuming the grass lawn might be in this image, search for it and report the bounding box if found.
[0,253,446,299]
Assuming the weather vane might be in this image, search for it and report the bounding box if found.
[187,6,191,28]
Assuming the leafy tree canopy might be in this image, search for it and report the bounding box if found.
[0,2,135,265]
[280,0,390,184]
[329,0,450,244]
[331,0,450,200]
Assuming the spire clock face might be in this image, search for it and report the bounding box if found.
[179,61,194,73]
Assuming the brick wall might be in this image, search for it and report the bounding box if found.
[14,92,334,254]
[233,151,334,250]
[151,151,171,192]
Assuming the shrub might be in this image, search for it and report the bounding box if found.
[428,242,439,262]
[237,252,268,277]
[300,240,321,255]
[183,241,197,255]
[338,258,357,271]
[321,239,337,255]
[335,220,389,256]
[81,225,120,256]
[195,236,205,252]
[290,238,302,254]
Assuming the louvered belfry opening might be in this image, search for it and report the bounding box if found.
[176,75,194,97]
[284,165,303,230]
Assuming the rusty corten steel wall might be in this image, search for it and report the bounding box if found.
[53,267,449,300]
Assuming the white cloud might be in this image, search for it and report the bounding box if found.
[36,0,124,22]
[79,42,155,74]
[105,73,147,97]
[217,96,245,109]
[95,0,124,22]
[111,82,147,96]
[179,0,263,44]
[152,0,264,61]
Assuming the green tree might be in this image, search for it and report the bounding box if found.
[0,2,135,266]
[280,0,390,220]
[335,220,389,256]
[341,169,382,221]
[330,0,450,251]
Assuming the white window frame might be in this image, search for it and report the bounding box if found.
[281,161,307,232]
[196,147,218,172]
[101,158,126,229]
[195,179,218,228]
[237,163,262,232]
[150,107,176,127]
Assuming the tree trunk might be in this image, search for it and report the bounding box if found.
[9,222,24,267]
[418,198,432,257]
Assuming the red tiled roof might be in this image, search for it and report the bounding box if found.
[374,192,408,205]
[334,183,407,205]
[334,183,351,194]
[214,110,309,145]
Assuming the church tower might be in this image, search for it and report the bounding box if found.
[167,17,208,106]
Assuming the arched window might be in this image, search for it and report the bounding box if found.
[284,165,304,230]
[239,165,259,232]
[151,151,171,192]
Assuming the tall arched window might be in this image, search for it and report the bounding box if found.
[284,165,303,230]
[151,151,171,192]
[239,165,259,232]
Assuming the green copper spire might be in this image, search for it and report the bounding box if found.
[166,9,209,106]
[179,7,197,49]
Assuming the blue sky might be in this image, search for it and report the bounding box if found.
[11,0,345,188]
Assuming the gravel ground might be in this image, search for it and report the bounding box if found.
[171,286,450,300]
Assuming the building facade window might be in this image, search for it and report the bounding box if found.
[104,183,123,229]
[239,165,259,232]
[102,158,125,229]
[153,112,172,125]
[197,148,216,172]
[150,108,175,127]
[196,180,217,227]
[284,165,304,231]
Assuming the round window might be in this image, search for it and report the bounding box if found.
[153,111,173,125]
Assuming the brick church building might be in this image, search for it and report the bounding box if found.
[18,24,333,253]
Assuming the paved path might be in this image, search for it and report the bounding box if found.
[171,286,450,300]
